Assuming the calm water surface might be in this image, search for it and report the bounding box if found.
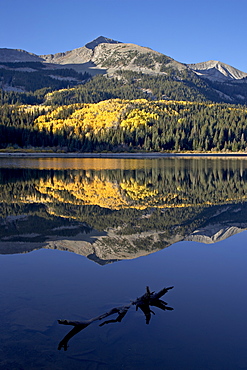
[0,157,247,369]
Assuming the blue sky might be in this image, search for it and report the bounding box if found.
[1,0,247,72]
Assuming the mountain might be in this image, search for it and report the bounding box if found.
[1,36,247,104]
[187,60,247,82]
[40,36,187,75]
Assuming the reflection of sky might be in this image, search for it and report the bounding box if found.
[1,230,247,368]
[1,156,247,171]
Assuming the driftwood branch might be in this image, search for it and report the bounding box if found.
[58,286,174,350]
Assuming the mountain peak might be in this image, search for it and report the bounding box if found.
[85,36,121,50]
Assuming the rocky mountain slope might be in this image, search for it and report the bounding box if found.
[40,36,187,76]
[1,36,247,104]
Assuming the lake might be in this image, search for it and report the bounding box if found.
[0,156,247,369]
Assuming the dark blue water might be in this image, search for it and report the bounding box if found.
[1,231,247,369]
[1,156,247,369]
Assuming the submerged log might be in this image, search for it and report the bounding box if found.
[58,286,174,350]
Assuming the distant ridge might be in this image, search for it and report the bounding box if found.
[0,48,43,63]
[187,60,247,81]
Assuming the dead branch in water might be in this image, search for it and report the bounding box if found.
[58,285,174,351]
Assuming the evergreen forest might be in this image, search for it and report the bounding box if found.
[1,68,247,153]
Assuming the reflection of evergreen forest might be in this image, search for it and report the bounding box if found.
[1,160,247,210]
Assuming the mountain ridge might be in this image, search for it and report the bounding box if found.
[1,36,246,79]
[187,60,247,81]
[1,36,247,104]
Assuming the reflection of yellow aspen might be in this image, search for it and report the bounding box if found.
[120,179,158,200]
[35,176,128,209]
[11,167,246,212]
[34,175,167,210]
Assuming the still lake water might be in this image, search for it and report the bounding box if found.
[0,156,247,369]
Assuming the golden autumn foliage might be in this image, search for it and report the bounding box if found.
[33,98,192,135]
[120,109,159,131]
[3,97,246,154]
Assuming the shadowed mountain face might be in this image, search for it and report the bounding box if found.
[1,37,247,103]
[85,36,122,50]
[1,158,247,264]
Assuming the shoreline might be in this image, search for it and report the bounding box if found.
[0,151,247,159]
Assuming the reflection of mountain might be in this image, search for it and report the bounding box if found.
[186,225,243,244]
[0,201,247,264]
